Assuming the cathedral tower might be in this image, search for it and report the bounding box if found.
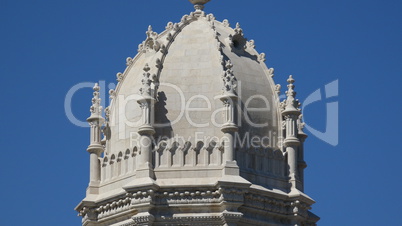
[76,1,319,225]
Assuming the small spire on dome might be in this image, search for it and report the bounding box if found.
[286,75,296,101]
[282,75,301,113]
[88,83,104,120]
[188,0,211,11]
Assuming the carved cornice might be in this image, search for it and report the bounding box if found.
[132,213,155,225]
[130,189,156,205]
[97,196,133,220]
[155,188,222,205]
[243,191,313,219]
[157,215,224,226]
[78,184,315,225]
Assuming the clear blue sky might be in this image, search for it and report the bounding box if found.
[1,0,401,225]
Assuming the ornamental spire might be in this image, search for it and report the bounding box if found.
[88,83,104,120]
[282,75,301,114]
[189,0,211,11]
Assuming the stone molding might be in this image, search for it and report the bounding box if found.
[78,184,317,225]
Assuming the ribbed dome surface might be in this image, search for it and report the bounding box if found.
[107,13,281,155]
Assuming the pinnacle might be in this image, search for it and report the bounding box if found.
[287,75,295,84]
[93,83,100,92]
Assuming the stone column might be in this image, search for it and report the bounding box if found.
[283,114,300,190]
[221,95,238,163]
[86,83,105,195]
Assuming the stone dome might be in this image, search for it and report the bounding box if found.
[76,2,318,225]
[107,12,281,157]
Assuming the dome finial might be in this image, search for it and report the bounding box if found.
[188,0,211,11]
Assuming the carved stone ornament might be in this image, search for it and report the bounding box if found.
[247,39,255,49]
[234,22,243,36]
[155,58,163,69]
[258,52,266,62]
[181,15,190,24]
[89,83,102,115]
[227,23,247,51]
[116,72,123,82]
[275,84,281,95]
[268,67,275,77]
[165,21,174,30]
[104,106,110,121]
[206,13,215,21]
[146,25,157,39]
[96,196,132,220]
[222,19,230,27]
[173,23,180,31]
[138,25,160,53]
[281,75,301,113]
[160,44,167,54]
[109,89,115,99]
[210,20,216,29]
[297,114,306,134]
[219,54,224,66]
[139,64,152,97]
[126,57,133,66]
[222,60,237,95]
[166,32,173,41]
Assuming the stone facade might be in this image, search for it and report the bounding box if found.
[76,1,319,225]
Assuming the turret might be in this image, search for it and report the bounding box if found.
[86,83,105,195]
[136,63,157,179]
[220,60,239,176]
[281,75,302,191]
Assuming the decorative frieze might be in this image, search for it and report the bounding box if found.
[156,188,221,205]
[131,189,156,205]
[97,196,133,220]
